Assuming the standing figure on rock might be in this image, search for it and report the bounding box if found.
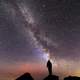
[47,60,52,75]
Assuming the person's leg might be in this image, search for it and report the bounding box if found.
[48,67,51,75]
[48,67,50,75]
[50,67,52,75]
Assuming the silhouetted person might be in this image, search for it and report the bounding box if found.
[16,72,34,80]
[47,60,52,75]
[43,60,59,80]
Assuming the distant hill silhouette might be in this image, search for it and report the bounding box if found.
[16,73,34,80]
[64,76,80,80]
[43,75,59,80]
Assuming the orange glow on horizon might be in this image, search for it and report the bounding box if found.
[72,70,80,77]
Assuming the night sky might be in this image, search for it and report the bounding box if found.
[0,0,80,80]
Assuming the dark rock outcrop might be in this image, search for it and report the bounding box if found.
[64,76,80,80]
[16,73,34,80]
[43,75,59,80]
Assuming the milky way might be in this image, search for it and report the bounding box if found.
[0,0,80,80]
